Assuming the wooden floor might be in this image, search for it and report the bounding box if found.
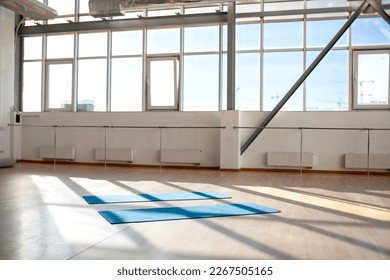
[0,162,389,260]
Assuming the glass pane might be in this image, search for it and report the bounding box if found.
[79,0,89,14]
[47,34,74,59]
[149,60,176,107]
[357,53,389,105]
[306,50,348,111]
[352,18,390,46]
[47,0,75,15]
[263,51,303,111]
[23,37,42,60]
[47,63,73,109]
[112,30,143,56]
[147,28,180,54]
[79,32,108,57]
[236,24,260,51]
[147,9,180,17]
[236,4,261,13]
[78,59,107,111]
[221,53,227,111]
[184,26,219,53]
[264,21,303,49]
[111,58,142,112]
[236,53,260,111]
[306,19,348,48]
[22,62,42,112]
[264,0,304,11]
[185,6,219,14]
[183,55,219,111]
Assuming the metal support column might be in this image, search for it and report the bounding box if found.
[227,0,236,110]
[240,0,370,155]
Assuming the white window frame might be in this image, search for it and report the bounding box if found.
[352,49,390,110]
[45,60,74,112]
[146,56,180,110]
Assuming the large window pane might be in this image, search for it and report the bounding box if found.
[306,19,348,48]
[47,63,73,110]
[356,52,389,106]
[23,62,42,112]
[47,0,75,15]
[236,53,260,111]
[236,24,260,51]
[264,21,303,49]
[352,18,390,46]
[78,59,107,111]
[306,50,348,111]
[111,58,143,112]
[112,30,143,56]
[147,28,180,54]
[47,34,74,59]
[184,26,219,53]
[23,37,42,60]
[263,52,303,111]
[183,55,219,111]
[79,32,108,57]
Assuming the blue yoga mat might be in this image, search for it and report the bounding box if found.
[99,203,281,224]
[83,191,231,204]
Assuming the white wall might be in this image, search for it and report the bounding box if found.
[240,111,390,171]
[0,7,15,159]
[21,112,221,167]
[20,110,390,172]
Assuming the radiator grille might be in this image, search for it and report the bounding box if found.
[267,152,314,168]
[161,149,202,165]
[94,148,133,162]
[39,147,75,160]
[345,154,390,169]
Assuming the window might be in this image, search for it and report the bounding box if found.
[236,24,260,51]
[352,18,390,46]
[264,21,303,49]
[47,34,74,59]
[22,36,42,112]
[353,50,390,109]
[111,58,143,112]
[46,62,73,111]
[306,50,348,111]
[236,53,260,111]
[306,19,348,48]
[79,32,108,57]
[183,54,219,111]
[78,59,107,111]
[146,57,179,110]
[22,62,42,112]
[112,30,143,56]
[263,51,304,111]
[147,28,180,54]
[184,26,219,53]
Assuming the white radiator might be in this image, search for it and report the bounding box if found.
[161,149,202,165]
[94,148,133,162]
[345,154,390,169]
[267,152,314,168]
[39,147,75,160]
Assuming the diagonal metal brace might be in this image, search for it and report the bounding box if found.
[240,0,370,155]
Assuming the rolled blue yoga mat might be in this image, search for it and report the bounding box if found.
[99,203,281,224]
[83,191,231,204]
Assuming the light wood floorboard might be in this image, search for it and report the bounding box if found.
[0,162,389,260]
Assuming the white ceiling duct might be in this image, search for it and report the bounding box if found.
[0,0,57,20]
[89,0,203,17]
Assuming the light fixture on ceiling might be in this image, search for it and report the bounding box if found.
[0,0,57,20]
